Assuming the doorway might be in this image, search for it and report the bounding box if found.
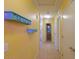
[46,23,51,42]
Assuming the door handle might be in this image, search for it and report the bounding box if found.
[69,47,75,52]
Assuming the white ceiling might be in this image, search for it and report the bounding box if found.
[32,0,63,14]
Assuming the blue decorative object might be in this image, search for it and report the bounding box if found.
[4,11,32,25]
[27,29,37,33]
[47,26,51,32]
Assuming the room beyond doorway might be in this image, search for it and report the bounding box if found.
[46,23,51,42]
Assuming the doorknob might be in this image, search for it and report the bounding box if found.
[69,47,75,52]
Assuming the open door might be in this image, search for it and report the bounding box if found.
[46,23,51,42]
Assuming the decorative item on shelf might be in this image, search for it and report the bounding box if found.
[27,29,37,33]
[4,11,32,25]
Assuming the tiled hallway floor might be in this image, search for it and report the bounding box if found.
[37,42,60,59]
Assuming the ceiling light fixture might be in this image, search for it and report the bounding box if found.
[63,15,69,19]
[43,14,52,19]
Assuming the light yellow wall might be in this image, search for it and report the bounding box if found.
[4,0,40,59]
[4,17,40,59]
[59,1,75,59]
[4,0,38,20]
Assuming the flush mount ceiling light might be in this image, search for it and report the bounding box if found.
[40,14,52,19]
[44,14,52,18]
[63,15,69,19]
[58,15,69,19]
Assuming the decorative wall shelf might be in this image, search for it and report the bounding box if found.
[4,11,32,25]
[27,29,37,33]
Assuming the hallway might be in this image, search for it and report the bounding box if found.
[4,0,75,59]
[37,42,60,59]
